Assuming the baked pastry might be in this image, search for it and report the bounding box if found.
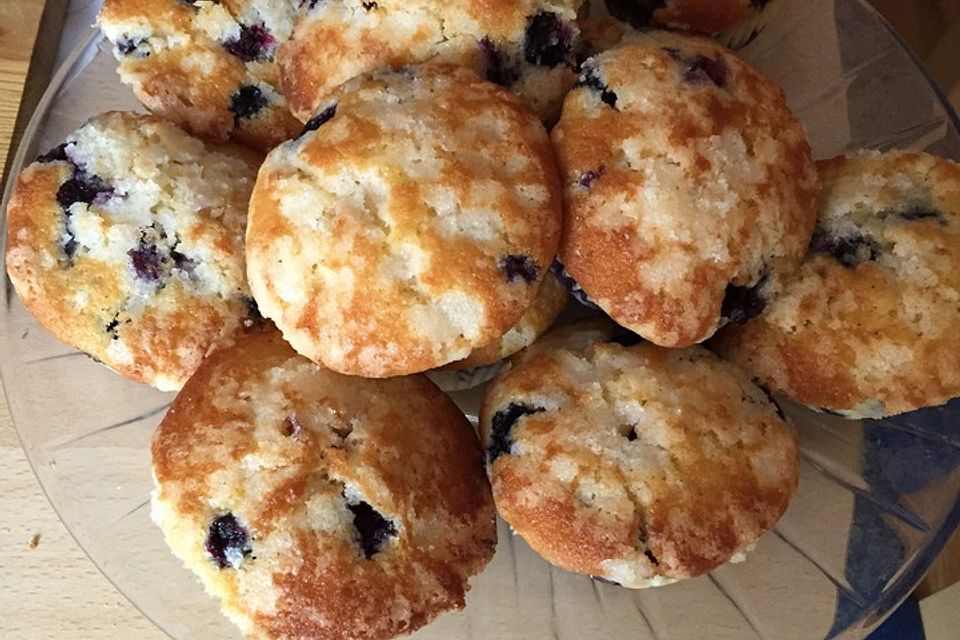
[478,323,798,587]
[713,150,960,418]
[5,112,259,391]
[151,328,497,640]
[278,0,588,123]
[247,64,563,377]
[98,0,303,150]
[552,30,818,347]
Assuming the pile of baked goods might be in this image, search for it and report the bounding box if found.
[4,1,959,639]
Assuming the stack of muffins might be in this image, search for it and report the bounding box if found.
[4,1,959,639]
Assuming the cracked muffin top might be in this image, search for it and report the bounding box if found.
[5,112,260,391]
[151,328,496,640]
[552,30,818,347]
[246,64,563,378]
[713,150,960,418]
[478,322,798,587]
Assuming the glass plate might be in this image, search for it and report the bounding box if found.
[3,1,960,639]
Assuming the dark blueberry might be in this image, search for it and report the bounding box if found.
[577,62,617,108]
[362,1,378,9]
[63,236,79,260]
[230,85,269,122]
[36,143,69,164]
[751,0,772,8]
[809,229,878,268]
[625,425,638,441]
[206,513,252,569]
[479,37,519,87]
[282,414,304,438]
[299,103,337,138]
[117,39,136,55]
[346,499,396,558]
[116,37,148,57]
[721,274,768,325]
[644,548,659,565]
[592,576,622,586]
[607,326,642,347]
[105,315,121,340]
[683,55,729,88]
[299,0,323,9]
[56,174,112,209]
[488,402,545,462]
[223,23,276,62]
[578,167,604,189]
[604,0,666,28]
[524,12,573,68]
[498,254,540,284]
[128,240,164,283]
[896,206,943,222]
[662,47,729,89]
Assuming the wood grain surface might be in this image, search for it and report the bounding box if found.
[0,386,167,640]
[0,2,164,638]
[0,2,959,640]
[0,1,45,181]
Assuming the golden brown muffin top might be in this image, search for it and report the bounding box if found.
[152,328,497,640]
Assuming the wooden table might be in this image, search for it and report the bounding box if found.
[0,382,166,639]
[1,2,959,639]
[0,3,166,637]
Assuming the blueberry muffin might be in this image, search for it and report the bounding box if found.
[247,64,563,378]
[278,0,588,124]
[98,0,303,150]
[151,328,496,640]
[713,150,960,419]
[5,112,259,391]
[604,0,774,36]
[479,324,798,587]
[552,30,817,347]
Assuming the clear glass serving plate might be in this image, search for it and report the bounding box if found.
[2,1,960,639]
